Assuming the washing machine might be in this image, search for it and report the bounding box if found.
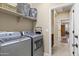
[22,31,44,56]
[0,32,31,56]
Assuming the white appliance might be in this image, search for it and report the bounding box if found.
[22,31,44,56]
[0,32,31,56]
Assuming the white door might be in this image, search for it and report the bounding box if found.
[69,4,74,56]
[73,4,79,56]
[70,4,79,56]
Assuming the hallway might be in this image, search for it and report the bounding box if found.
[52,43,71,56]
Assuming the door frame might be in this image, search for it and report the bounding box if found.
[49,4,74,56]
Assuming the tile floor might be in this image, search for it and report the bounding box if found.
[52,42,71,56]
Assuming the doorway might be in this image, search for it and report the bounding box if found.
[61,25,65,36]
[61,21,69,43]
[51,4,73,56]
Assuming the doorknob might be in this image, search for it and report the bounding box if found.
[72,43,78,48]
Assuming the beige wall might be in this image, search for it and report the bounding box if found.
[0,3,34,32]
[0,12,33,31]
[31,4,51,54]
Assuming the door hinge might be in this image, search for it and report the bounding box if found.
[72,51,75,55]
[73,30,74,33]
[73,10,74,13]
[72,43,78,48]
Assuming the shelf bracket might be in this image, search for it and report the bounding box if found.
[17,16,23,23]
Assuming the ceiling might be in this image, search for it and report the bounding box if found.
[55,5,73,14]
